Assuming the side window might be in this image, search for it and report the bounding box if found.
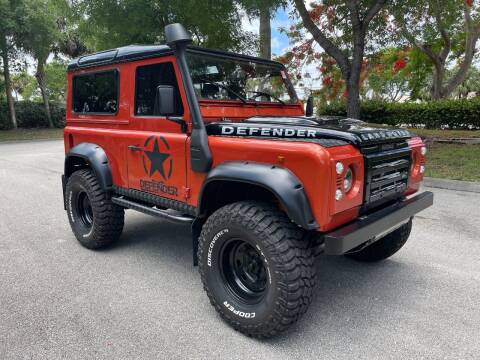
[72,70,118,114]
[135,62,184,116]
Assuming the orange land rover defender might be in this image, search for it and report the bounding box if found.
[62,24,433,338]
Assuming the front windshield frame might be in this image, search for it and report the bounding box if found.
[186,48,298,105]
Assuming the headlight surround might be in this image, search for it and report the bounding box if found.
[343,166,353,193]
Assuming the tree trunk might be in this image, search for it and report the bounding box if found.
[346,81,361,119]
[430,64,445,100]
[259,7,271,60]
[345,32,365,120]
[36,60,54,128]
[1,41,17,129]
[443,33,479,98]
[293,0,386,119]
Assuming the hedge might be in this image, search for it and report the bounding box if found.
[318,98,480,129]
[2,99,479,130]
[0,101,65,130]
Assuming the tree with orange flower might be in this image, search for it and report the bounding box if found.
[292,0,389,118]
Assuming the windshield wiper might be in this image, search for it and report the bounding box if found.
[199,78,247,103]
[248,91,286,105]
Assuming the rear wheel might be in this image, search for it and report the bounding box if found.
[198,201,316,338]
[65,169,124,249]
[346,219,413,262]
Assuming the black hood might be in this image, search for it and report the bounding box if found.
[206,116,411,148]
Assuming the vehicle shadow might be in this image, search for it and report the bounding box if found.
[105,214,426,345]
[105,213,194,264]
[266,254,428,346]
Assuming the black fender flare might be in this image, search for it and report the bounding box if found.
[198,161,319,230]
[64,143,113,192]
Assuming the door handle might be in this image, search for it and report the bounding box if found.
[128,145,143,152]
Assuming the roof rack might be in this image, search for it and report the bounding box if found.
[67,45,284,71]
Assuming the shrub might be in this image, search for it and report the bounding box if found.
[0,101,65,130]
[318,98,480,129]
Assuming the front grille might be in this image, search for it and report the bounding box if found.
[362,143,411,209]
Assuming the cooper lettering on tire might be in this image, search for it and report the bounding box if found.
[198,201,316,338]
[223,301,255,318]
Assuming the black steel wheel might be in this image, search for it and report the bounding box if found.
[220,239,268,303]
[198,201,316,338]
[76,191,94,229]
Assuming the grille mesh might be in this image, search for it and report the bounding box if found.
[363,143,411,208]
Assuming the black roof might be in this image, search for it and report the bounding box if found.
[67,45,172,70]
[67,45,284,71]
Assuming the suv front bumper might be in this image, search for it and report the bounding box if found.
[324,191,434,255]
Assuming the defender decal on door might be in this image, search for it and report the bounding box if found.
[139,179,178,196]
[140,135,178,196]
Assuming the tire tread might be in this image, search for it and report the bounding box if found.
[198,201,316,338]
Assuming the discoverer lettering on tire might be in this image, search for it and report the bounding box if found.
[207,228,229,267]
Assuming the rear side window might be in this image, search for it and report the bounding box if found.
[135,62,183,116]
[72,70,118,114]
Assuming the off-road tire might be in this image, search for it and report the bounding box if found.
[198,201,316,338]
[346,218,413,262]
[65,169,124,249]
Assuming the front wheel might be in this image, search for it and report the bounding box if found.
[345,218,413,262]
[198,201,316,338]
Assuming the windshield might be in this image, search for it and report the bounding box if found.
[186,52,297,104]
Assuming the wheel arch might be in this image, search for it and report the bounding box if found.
[64,143,113,192]
[197,162,318,231]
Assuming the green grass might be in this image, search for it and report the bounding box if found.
[0,128,63,142]
[366,123,480,139]
[366,125,480,181]
[425,143,480,181]
[409,128,480,139]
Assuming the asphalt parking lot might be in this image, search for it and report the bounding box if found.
[0,140,479,360]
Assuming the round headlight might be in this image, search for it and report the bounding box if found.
[344,166,353,192]
[336,162,344,175]
[335,189,343,201]
[421,146,427,156]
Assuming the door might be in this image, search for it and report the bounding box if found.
[126,60,188,202]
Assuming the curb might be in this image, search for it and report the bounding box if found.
[423,177,480,193]
[0,138,62,145]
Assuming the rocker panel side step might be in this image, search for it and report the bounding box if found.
[112,196,194,224]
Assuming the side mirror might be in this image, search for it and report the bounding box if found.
[305,96,314,117]
[154,85,175,116]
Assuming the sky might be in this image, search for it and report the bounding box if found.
[240,7,292,57]
[240,6,323,98]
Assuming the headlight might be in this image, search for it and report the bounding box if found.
[335,162,344,175]
[335,189,343,201]
[343,166,353,192]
